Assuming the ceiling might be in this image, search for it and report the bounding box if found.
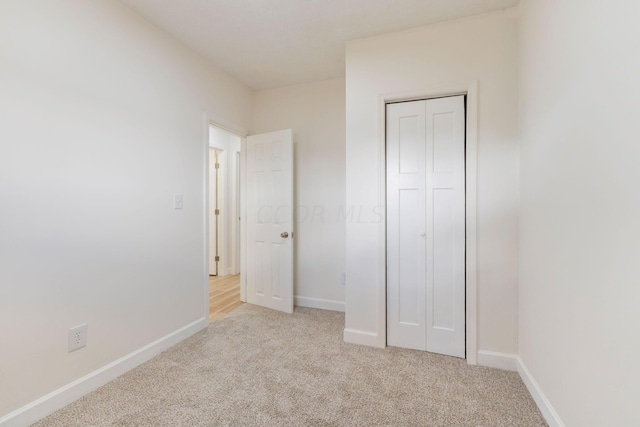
[120,0,519,90]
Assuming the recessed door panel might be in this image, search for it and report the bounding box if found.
[255,241,265,296]
[433,112,456,172]
[399,116,420,174]
[399,189,421,326]
[432,188,455,330]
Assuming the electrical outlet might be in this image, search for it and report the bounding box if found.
[68,324,87,352]
[341,272,346,286]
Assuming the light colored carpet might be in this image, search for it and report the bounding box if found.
[34,305,546,426]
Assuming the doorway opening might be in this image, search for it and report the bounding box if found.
[208,124,243,322]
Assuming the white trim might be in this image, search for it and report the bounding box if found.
[477,350,518,371]
[239,136,247,302]
[376,90,388,352]
[343,329,384,348]
[464,81,478,365]
[206,112,248,138]
[0,318,207,427]
[464,350,566,427]
[294,296,345,312]
[516,357,566,427]
[203,113,212,319]
[376,80,478,364]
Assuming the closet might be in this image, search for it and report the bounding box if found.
[386,95,466,358]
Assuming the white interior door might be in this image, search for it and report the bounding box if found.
[387,96,466,358]
[245,129,294,313]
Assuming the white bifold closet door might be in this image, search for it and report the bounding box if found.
[386,96,465,358]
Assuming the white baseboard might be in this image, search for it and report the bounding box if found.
[294,296,345,312]
[516,356,565,427]
[477,352,565,427]
[477,350,518,371]
[0,317,208,427]
[343,328,385,348]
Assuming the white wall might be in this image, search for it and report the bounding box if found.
[518,1,640,425]
[344,10,519,354]
[252,78,346,311]
[0,0,252,420]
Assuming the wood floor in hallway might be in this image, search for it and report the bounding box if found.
[209,274,243,322]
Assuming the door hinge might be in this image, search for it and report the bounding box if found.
[215,255,220,262]
[215,209,220,215]
[215,163,220,169]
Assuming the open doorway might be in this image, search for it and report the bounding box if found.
[208,125,243,322]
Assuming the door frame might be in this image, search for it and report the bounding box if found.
[203,115,248,322]
[378,81,478,365]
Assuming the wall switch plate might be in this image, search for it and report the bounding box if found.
[341,272,346,286]
[68,323,87,352]
[173,194,183,210]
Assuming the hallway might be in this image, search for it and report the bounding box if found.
[209,274,243,322]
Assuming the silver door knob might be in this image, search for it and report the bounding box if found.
[281,232,289,238]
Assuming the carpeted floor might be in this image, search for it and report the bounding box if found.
[34,305,547,426]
